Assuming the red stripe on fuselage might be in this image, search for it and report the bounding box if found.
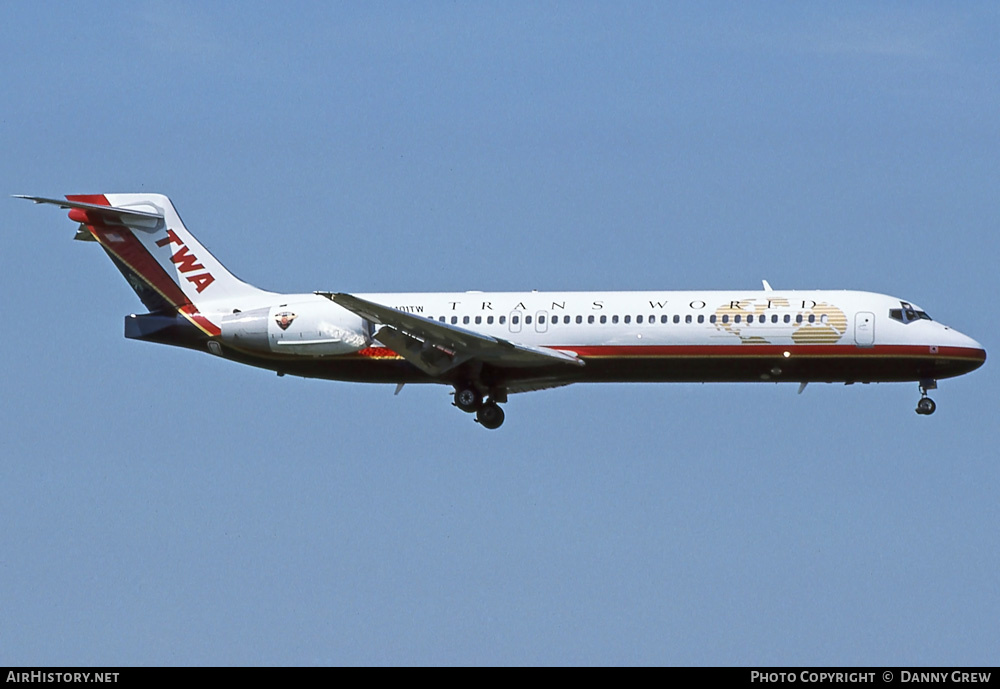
[178,304,222,337]
[346,343,984,362]
[357,346,402,358]
[68,195,222,337]
[225,340,985,386]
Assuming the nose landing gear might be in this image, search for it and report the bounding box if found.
[916,379,937,416]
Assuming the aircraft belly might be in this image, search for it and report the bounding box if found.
[213,343,984,386]
[574,352,981,384]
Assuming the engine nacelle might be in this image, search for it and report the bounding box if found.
[219,300,371,356]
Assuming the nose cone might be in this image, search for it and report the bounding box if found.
[942,326,986,374]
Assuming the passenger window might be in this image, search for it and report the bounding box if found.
[475,316,481,325]
[499,315,506,324]
[772,315,778,323]
[808,314,815,324]
[784,314,790,323]
[796,315,803,324]
[588,315,595,324]
[451,316,458,324]
[463,316,470,324]
[661,315,668,324]
[722,315,729,324]
[685,315,692,324]
[538,315,545,325]
[525,315,532,325]
[747,315,754,324]
[709,315,717,324]
[576,315,582,324]
[487,316,494,325]
[734,315,741,323]
[697,315,704,323]
[600,315,607,324]
[439,316,446,322]
[636,315,642,324]
[673,315,680,324]
[512,315,519,325]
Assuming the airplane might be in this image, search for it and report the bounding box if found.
[19,193,986,429]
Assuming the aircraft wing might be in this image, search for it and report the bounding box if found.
[319,292,584,377]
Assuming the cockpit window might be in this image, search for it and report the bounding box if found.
[889,301,933,324]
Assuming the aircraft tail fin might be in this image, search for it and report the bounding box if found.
[20,193,271,335]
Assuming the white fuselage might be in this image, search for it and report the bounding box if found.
[196,287,984,391]
[206,288,980,353]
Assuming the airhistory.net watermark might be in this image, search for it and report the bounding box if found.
[6,673,118,683]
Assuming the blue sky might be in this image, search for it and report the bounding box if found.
[2,2,998,665]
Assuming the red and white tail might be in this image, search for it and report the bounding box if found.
[20,193,272,335]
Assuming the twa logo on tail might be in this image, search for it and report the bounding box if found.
[155,228,215,293]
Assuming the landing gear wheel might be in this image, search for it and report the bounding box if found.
[476,401,505,429]
[454,386,482,413]
[916,397,936,416]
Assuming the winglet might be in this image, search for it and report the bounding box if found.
[762,279,773,291]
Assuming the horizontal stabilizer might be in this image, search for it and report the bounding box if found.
[15,195,163,228]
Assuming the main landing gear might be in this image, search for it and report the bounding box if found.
[453,386,480,413]
[476,401,505,430]
[916,379,937,416]
[453,384,506,429]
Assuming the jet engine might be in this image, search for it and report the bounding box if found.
[219,299,371,356]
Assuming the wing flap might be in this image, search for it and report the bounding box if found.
[373,326,473,376]
[506,380,572,395]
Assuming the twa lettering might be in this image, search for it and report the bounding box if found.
[155,229,216,293]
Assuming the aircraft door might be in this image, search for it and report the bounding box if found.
[535,310,549,334]
[855,312,875,347]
